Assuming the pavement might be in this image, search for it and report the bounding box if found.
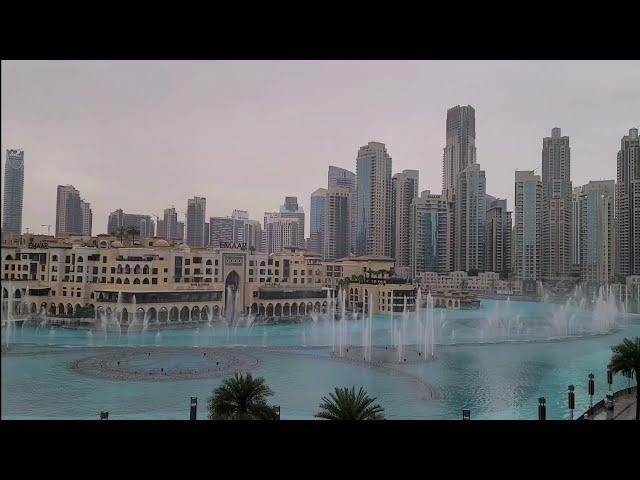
[587,390,638,420]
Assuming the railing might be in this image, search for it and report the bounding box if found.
[575,385,637,420]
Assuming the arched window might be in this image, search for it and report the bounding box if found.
[133,278,140,284]
[51,255,58,262]
[143,278,149,284]
[125,265,131,274]
[117,265,123,274]
[5,254,13,260]
[206,259,212,265]
[77,256,84,263]
[134,265,141,274]
[142,265,149,274]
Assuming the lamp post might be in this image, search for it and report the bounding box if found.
[462,409,470,420]
[190,397,197,420]
[588,373,595,411]
[538,397,546,420]
[607,365,613,392]
[274,405,281,420]
[100,411,109,420]
[568,385,575,420]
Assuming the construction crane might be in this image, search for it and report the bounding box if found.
[41,224,52,235]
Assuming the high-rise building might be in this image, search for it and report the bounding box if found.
[156,219,165,238]
[277,196,305,248]
[392,170,419,269]
[577,180,616,284]
[176,221,185,241]
[204,222,210,247]
[485,198,512,276]
[411,190,452,277]
[2,149,24,234]
[309,188,327,256]
[55,185,84,236]
[328,166,356,253]
[107,209,155,237]
[455,164,486,272]
[324,186,351,260]
[514,170,543,282]
[616,127,640,277]
[263,213,301,254]
[186,196,206,247]
[442,105,476,200]
[232,210,249,221]
[163,207,179,240]
[356,141,393,257]
[541,127,572,280]
[244,219,263,252]
[210,216,238,247]
[571,187,583,273]
[80,200,92,236]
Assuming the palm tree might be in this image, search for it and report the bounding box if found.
[610,337,640,420]
[207,372,279,420]
[315,386,384,420]
[114,226,127,243]
[126,226,140,245]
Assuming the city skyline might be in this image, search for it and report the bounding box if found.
[2,61,639,236]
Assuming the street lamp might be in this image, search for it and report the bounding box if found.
[568,385,575,420]
[462,409,471,420]
[190,397,197,420]
[538,397,546,420]
[274,405,281,420]
[100,411,109,420]
[588,373,595,411]
[607,365,613,392]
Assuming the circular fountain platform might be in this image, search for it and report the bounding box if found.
[71,347,261,381]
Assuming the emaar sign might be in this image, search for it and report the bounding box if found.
[219,241,247,250]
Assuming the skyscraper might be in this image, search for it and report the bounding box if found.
[442,105,476,200]
[455,163,486,272]
[616,127,640,277]
[541,127,572,280]
[186,196,206,247]
[55,185,84,236]
[210,216,237,247]
[324,186,351,260]
[578,180,615,284]
[156,219,165,238]
[309,188,327,256]
[356,141,393,257]
[485,198,512,276]
[571,187,583,273]
[263,214,301,254]
[2,149,24,234]
[392,170,419,271]
[80,200,92,236]
[411,190,452,277]
[163,207,179,240]
[278,196,305,248]
[514,170,543,282]
[244,219,263,252]
[328,165,356,254]
[107,209,155,237]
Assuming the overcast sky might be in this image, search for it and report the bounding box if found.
[2,60,639,236]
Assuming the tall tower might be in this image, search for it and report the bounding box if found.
[514,170,543,282]
[485,198,512,275]
[80,200,92,236]
[163,207,178,241]
[324,186,351,260]
[278,196,305,248]
[186,196,206,247]
[328,166,356,254]
[455,164,486,272]
[392,170,419,270]
[442,105,476,200]
[411,190,452,277]
[541,127,572,280]
[616,127,640,276]
[2,149,24,234]
[578,180,615,284]
[309,188,327,256]
[355,141,393,257]
[55,185,83,236]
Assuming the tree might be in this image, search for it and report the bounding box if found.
[126,226,140,245]
[610,337,640,420]
[315,386,384,420]
[207,373,279,420]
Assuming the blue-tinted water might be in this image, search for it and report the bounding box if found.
[2,299,638,419]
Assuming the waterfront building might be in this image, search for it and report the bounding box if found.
[410,190,452,278]
[392,170,419,273]
[356,141,393,257]
[455,163,486,272]
[442,105,476,200]
[323,186,351,261]
[328,166,356,254]
[2,149,24,234]
[514,170,543,285]
[309,188,327,256]
[616,127,640,277]
[485,198,512,276]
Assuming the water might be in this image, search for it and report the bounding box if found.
[2,293,638,420]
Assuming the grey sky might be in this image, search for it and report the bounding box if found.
[2,60,639,236]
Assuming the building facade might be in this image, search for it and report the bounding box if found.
[323,186,351,261]
[2,149,24,235]
[541,128,572,280]
[55,185,90,237]
[356,141,393,257]
[186,196,206,247]
[485,198,512,276]
[616,127,640,277]
[455,163,486,272]
[514,170,543,283]
[328,165,356,254]
[309,188,327,256]
[442,105,476,200]
[410,190,452,278]
[107,209,155,238]
[392,170,419,271]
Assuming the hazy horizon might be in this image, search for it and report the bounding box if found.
[2,60,639,237]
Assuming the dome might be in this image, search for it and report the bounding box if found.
[111,241,123,248]
[153,239,170,247]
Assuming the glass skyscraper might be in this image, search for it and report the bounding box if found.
[2,149,24,234]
